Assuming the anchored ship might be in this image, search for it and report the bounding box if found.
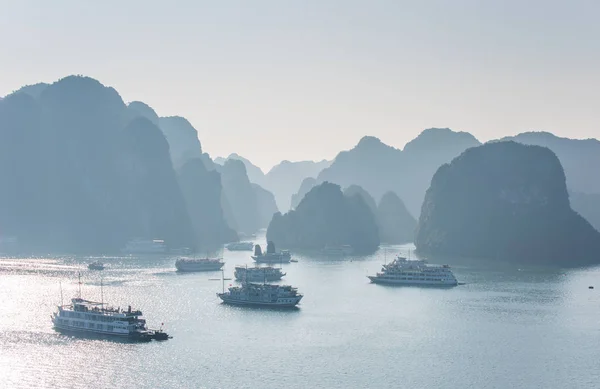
[368,256,458,287]
[51,277,170,341]
[226,242,254,251]
[87,261,104,270]
[217,282,303,308]
[252,242,291,264]
[175,258,224,272]
[234,265,285,282]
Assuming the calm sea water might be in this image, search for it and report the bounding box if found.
[1,242,600,389]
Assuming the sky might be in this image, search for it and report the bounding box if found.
[1,0,599,171]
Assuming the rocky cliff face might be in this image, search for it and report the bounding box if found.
[570,192,600,233]
[377,191,417,244]
[499,132,600,195]
[178,158,238,248]
[158,116,203,169]
[0,76,196,253]
[267,182,379,254]
[316,129,481,217]
[415,141,600,266]
[291,177,317,210]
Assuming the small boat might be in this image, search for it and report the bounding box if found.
[226,242,254,251]
[88,261,105,270]
[175,258,224,272]
[290,258,298,263]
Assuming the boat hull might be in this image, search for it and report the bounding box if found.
[175,262,224,272]
[217,294,302,308]
[52,323,153,342]
[368,276,458,287]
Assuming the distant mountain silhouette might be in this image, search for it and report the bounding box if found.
[498,131,600,195]
[217,159,278,234]
[316,129,481,217]
[291,177,317,210]
[267,182,379,254]
[377,192,417,244]
[0,75,218,253]
[127,101,160,125]
[265,159,331,211]
[570,192,600,233]
[253,183,279,230]
[343,185,416,244]
[216,154,329,213]
[215,153,267,187]
[178,158,238,249]
[343,185,377,214]
[12,83,49,99]
[415,141,600,266]
[159,116,203,169]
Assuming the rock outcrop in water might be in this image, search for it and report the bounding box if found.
[499,132,600,195]
[267,182,379,254]
[415,141,600,265]
[0,76,201,253]
[316,129,481,217]
[218,159,278,234]
[570,192,600,233]
[158,116,203,169]
[291,177,317,210]
[178,158,238,249]
[377,192,417,244]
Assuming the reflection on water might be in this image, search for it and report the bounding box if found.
[1,244,600,388]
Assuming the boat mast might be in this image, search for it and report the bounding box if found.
[59,281,63,306]
[100,277,104,310]
[78,272,82,299]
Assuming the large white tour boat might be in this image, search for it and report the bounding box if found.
[175,258,224,272]
[234,265,285,282]
[217,282,303,308]
[368,256,458,287]
[51,278,170,341]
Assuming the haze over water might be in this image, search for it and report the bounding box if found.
[1,238,599,388]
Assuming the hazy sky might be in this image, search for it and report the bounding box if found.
[1,0,599,171]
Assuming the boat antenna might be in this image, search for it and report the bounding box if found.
[59,281,64,306]
[78,272,82,299]
[384,248,387,265]
[222,268,225,294]
[100,277,104,310]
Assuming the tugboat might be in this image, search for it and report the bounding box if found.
[175,258,224,272]
[217,270,302,308]
[252,241,291,264]
[51,275,171,341]
[88,261,105,270]
[234,265,285,282]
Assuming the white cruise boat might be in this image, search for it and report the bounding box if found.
[234,265,285,282]
[175,258,224,272]
[368,256,458,287]
[121,238,167,254]
[226,242,254,251]
[252,242,291,264]
[217,283,303,308]
[51,279,169,341]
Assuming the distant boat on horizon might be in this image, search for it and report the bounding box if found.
[175,258,224,272]
[121,238,167,255]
